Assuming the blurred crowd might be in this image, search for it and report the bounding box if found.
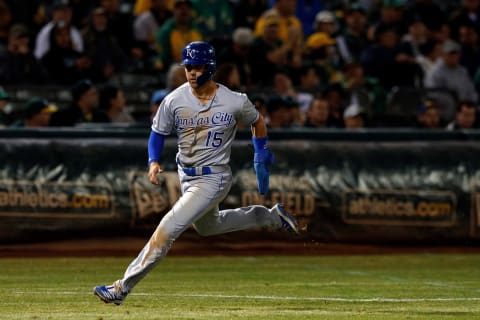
[0,0,479,131]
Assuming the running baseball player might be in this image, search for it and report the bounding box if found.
[93,41,299,305]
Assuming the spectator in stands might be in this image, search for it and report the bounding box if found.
[67,0,97,30]
[155,0,202,71]
[446,100,478,130]
[100,0,142,68]
[0,24,48,84]
[40,21,93,85]
[458,22,480,78]
[134,0,169,15]
[134,0,172,53]
[303,31,342,85]
[403,0,447,33]
[416,39,443,82]
[424,39,478,103]
[313,10,338,38]
[217,27,255,89]
[254,0,303,44]
[34,0,84,60]
[284,95,303,127]
[0,87,11,127]
[250,11,295,86]
[214,63,241,91]
[297,63,322,93]
[148,89,168,122]
[312,10,344,67]
[416,98,443,128]
[163,63,187,90]
[10,97,58,127]
[367,0,406,42]
[143,63,186,123]
[254,0,303,67]
[340,62,387,114]
[0,0,12,48]
[94,83,135,123]
[449,0,480,40]
[233,0,268,30]
[360,24,423,91]
[343,103,367,129]
[265,95,291,128]
[335,3,369,64]
[295,64,322,115]
[322,82,346,128]
[192,0,234,43]
[303,96,331,128]
[149,63,186,112]
[50,79,99,126]
[82,7,128,82]
[399,15,429,62]
[6,0,44,36]
[272,69,311,121]
[430,22,452,44]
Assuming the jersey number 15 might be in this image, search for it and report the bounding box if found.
[206,131,224,148]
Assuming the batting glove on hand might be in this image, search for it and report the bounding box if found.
[252,137,275,195]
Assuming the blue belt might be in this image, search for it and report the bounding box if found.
[177,159,226,176]
[182,166,212,176]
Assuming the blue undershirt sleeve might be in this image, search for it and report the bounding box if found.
[148,131,166,165]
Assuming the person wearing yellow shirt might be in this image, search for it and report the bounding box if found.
[155,0,202,71]
[254,0,303,50]
[134,0,175,15]
[254,0,303,70]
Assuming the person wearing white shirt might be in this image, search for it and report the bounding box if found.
[34,0,83,59]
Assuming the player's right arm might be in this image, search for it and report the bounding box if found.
[148,131,166,185]
[149,92,175,185]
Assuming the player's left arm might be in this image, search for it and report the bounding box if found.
[251,114,274,195]
[149,97,174,185]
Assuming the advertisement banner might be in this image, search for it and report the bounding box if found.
[0,131,478,243]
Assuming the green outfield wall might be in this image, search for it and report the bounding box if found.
[1,127,480,243]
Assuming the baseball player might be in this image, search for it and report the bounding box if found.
[93,41,299,305]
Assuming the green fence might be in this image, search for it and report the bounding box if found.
[1,127,480,243]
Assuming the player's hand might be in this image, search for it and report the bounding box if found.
[254,148,274,195]
[148,162,164,185]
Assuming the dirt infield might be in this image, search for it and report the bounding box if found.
[2,233,480,257]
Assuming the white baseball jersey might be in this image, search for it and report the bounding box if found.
[151,82,259,167]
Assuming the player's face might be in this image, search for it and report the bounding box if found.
[184,64,206,87]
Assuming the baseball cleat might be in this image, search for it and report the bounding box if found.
[93,280,128,305]
[273,203,299,234]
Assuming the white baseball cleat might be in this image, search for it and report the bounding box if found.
[93,280,128,305]
[273,203,299,234]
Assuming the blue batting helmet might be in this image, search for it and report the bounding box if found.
[181,41,216,86]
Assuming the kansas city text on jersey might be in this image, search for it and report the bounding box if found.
[175,111,235,129]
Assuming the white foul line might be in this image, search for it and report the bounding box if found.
[13,291,480,303]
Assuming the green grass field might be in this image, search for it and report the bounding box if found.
[2,254,480,319]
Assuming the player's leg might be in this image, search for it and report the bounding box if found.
[193,204,299,235]
[121,173,232,289]
[193,205,280,236]
[94,172,232,304]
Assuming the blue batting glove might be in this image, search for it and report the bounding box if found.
[252,137,274,195]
